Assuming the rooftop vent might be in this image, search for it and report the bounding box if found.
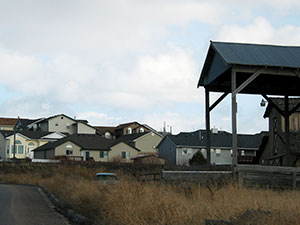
[212,127,218,134]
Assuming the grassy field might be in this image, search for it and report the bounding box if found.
[1,164,300,225]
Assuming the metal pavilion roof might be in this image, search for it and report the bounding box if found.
[198,41,300,96]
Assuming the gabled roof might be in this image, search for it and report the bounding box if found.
[162,130,266,150]
[0,117,38,127]
[3,130,61,140]
[263,97,300,118]
[94,126,116,134]
[111,132,148,151]
[116,121,141,130]
[198,41,300,95]
[34,133,115,151]
[0,118,18,126]
[114,132,149,144]
[208,42,300,69]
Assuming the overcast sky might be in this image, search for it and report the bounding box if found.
[1,0,300,134]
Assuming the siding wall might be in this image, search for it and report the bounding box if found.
[109,142,139,163]
[135,132,162,154]
[157,137,177,165]
[0,134,6,159]
[77,123,96,134]
[48,116,76,134]
[55,141,81,157]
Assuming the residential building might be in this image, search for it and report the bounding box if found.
[33,131,164,163]
[95,121,156,138]
[0,130,66,159]
[157,129,266,166]
[260,98,300,166]
[34,134,114,161]
[27,114,96,135]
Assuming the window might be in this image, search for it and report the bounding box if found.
[100,151,108,158]
[12,140,24,154]
[17,145,24,154]
[6,145,9,154]
[139,128,144,133]
[122,152,130,159]
[241,150,245,156]
[66,144,73,149]
[126,128,132,134]
[105,132,111,139]
[66,150,73,155]
[55,123,59,126]
[182,148,188,155]
[216,149,221,157]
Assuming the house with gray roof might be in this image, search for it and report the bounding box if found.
[33,130,163,163]
[157,129,266,166]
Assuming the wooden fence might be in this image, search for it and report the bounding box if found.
[162,170,233,184]
[236,165,300,189]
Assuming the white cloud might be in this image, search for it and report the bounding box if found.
[215,17,300,45]
[76,112,123,126]
[0,0,225,59]
[0,44,202,111]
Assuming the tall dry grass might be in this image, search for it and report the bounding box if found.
[1,165,300,225]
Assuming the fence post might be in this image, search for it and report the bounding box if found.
[293,170,297,190]
[238,170,243,188]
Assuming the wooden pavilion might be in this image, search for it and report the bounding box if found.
[198,41,300,167]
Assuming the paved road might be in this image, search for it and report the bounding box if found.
[0,184,68,225]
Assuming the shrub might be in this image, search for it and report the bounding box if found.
[189,150,207,165]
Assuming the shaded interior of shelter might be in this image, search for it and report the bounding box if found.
[201,68,300,96]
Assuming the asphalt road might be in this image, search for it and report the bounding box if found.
[0,184,68,225]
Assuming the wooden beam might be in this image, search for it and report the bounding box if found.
[233,65,299,77]
[205,89,211,166]
[209,92,229,112]
[284,95,292,166]
[232,69,264,97]
[262,94,285,117]
[231,70,238,167]
[293,70,300,79]
[288,101,300,116]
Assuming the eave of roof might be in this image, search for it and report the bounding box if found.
[198,41,300,96]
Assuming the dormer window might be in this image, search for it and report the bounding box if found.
[105,132,112,139]
[139,128,144,133]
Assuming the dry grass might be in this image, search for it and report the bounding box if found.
[1,165,300,225]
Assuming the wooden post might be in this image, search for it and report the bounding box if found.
[231,70,238,167]
[284,95,291,166]
[205,88,211,166]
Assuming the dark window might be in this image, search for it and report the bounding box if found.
[100,151,108,158]
[66,150,73,155]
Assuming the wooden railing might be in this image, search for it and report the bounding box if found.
[236,164,300,189]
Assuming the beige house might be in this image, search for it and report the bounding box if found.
[0,130,66,160]
[28,114,96,135]
[34,134,115,162]
[33,131,163,163]
[113,131,163,155]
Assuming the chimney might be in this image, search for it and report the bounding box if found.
[212,126,218,134]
